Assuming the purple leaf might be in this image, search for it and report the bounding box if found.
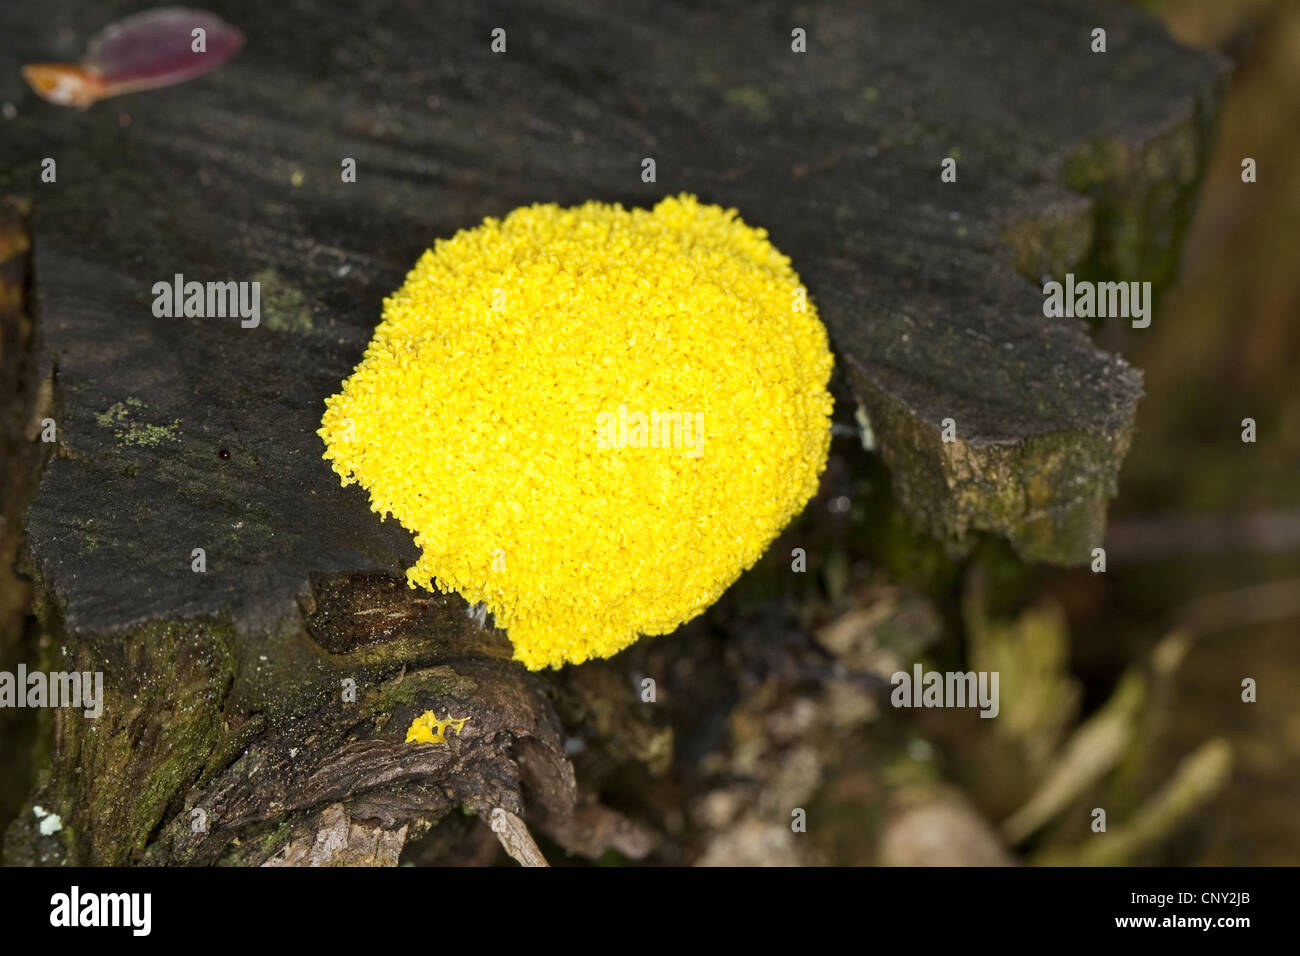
[23,6,244,107]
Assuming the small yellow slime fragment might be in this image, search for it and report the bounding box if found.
[320,194,834,670]
[405,711,471,745]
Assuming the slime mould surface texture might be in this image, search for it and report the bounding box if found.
[319,195,834,669]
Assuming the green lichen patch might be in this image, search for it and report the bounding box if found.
[94,398,180,447]
[723,85,775,124]
[33,618,238,865]
[252,267,313,333]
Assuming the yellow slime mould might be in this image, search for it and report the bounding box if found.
[405,711,471,745]
[320,195,833,669]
